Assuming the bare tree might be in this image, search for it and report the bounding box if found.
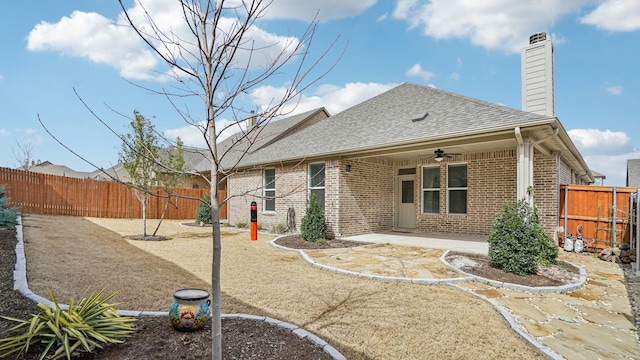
[118,0,340,357]
[11,140,37,171]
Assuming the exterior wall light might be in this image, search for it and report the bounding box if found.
[345,164,352,174]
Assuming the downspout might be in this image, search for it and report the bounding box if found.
[515,127,525,200]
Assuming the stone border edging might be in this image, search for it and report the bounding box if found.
[440,249,588,294]
[449,283,564,360]
[270,235,591,360]
[12,216,346,360]
[270,236,472,284]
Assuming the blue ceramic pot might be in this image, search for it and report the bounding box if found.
[169,288,210,331]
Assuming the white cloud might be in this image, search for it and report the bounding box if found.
[580,0,640,31]
[377,13,388,22]
[27,1,306,81]
[0,74,3,81]
[582,151,640,186]
[568,128,630,155]
[167,81,395,147]
[392,0,589,53]
[226,0,376,22]
[569,128,639,186]
[164,118,244,148]
[0,129,9,136]
[27,11,159,80]
[406,63,435,81]
[604,84,623,95]
[449,72,460,80]
[248,82,396,115]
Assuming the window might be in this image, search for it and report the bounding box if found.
[422,166,440,214]
[308,163,325,211]
[263,169,275,212]
[447,163,467,214]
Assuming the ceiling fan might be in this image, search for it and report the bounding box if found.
[432,149,461,162]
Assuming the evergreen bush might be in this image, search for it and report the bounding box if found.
[0,185,18,229]
[195,193,212,224]
[301,193,326,242]
[487,199,557,275]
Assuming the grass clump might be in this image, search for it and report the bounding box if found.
[0,288,136,360]
[235,221,249,229]
[488,199,557,275]
[270,223,287,234]
[301,193,326,242]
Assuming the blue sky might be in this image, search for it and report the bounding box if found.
[1,0,639,186]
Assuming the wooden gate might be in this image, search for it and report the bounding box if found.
[559,185,638,252]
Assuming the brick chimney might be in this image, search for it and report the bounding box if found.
[521,32,555,117]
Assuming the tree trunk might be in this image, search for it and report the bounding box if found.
[209,122,222,359]
[152,194,173,237]
[142,196,148,237]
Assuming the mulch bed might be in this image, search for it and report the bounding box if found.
[274,235,371,249]
[0,226,332,360]
[446,251,581,287]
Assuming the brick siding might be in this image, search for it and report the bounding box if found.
[227,148,583,239]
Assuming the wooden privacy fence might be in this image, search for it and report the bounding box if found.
[559,184,638,252]
[0,167,227,220]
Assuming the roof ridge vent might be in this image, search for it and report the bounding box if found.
[411,112,429,122]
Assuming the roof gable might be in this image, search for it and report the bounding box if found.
[215,108,329,170]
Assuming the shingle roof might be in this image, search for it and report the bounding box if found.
[239,82,555,167]
[627,159,640,187]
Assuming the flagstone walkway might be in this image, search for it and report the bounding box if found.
[273,241,640,360]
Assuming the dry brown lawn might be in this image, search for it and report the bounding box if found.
[22,214,543,360]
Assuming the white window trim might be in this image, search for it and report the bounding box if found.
[263,168,276,212]
[421,165,440,214]
[308,163,325,197]
[446,162,468,215]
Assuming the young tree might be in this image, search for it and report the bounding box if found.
[120,110,159,238]
[118,1,340,357]
[152,137,186,236]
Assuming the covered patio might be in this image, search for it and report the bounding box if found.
[341,231,489,254]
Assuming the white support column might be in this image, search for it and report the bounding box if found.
[517,137,533,202]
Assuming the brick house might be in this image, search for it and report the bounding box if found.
[224,33,593,240]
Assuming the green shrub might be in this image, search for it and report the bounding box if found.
[301,193,326,242]
[195,193,212,224]
[0,185,18,229]
[0,288,135,360]
[488,200,557,275]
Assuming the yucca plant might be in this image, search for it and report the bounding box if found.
[0,288,136,359]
